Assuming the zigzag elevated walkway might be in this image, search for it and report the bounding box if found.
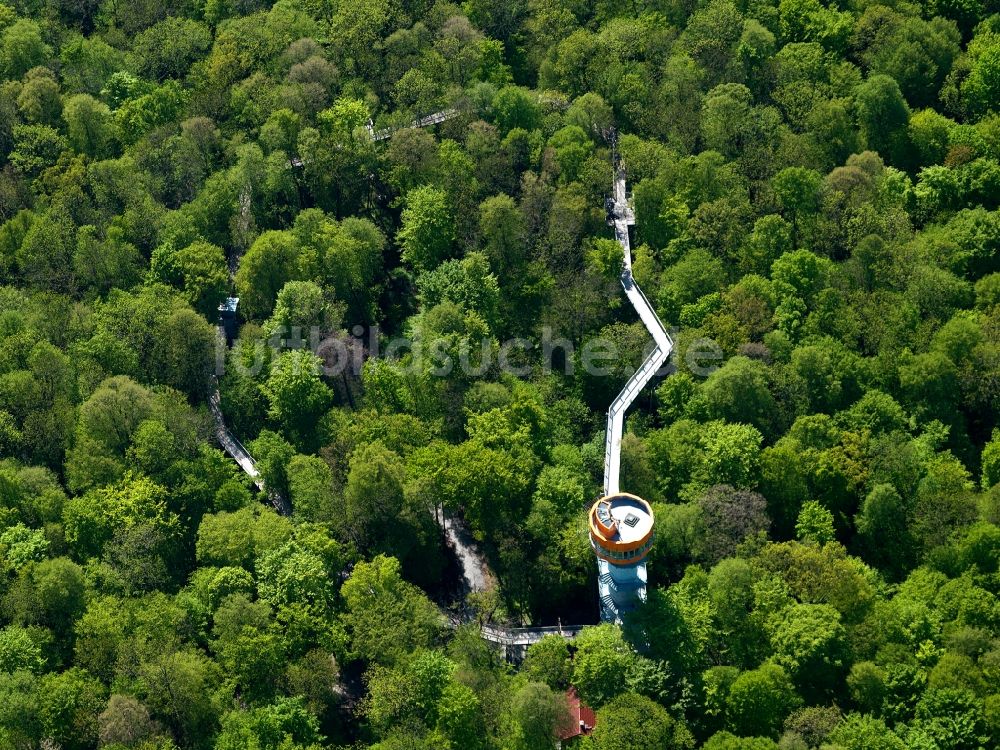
[288,109,461,168]
[602,145,673,497]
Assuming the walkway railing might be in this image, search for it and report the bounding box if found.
[369,108,459,142]
[480,623,586,647]
[208,329,289,513]
[218,108,460,510]
[207,384,261,485]
[208,376,291,515]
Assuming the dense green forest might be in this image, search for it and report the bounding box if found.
[1,0,1000,747]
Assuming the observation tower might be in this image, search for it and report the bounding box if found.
[589,493,654,623]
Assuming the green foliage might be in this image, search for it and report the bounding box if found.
[983,430,1000,489]
[855,74,911,165]
[137,648,221,748]
[0,522,48,571]
[795,501,835,545]
[571,624,637,707]
[196,504,292,569]
[503,680,570,750]
[36,668,107,750]
[115,81,189,145]
[0,624,43,673]
[263,350,332,448]
[63,473,179,559]
[0,2,998,748]
[236,231,313,319]
[268,280,339,336]
[216,698,321,750]
[152,239,229,319]
[768,603,846,699]
[827,714,906,750]
[962,31,1000,118]
[130,17,211,82]
[726,663,801,738]
[340,555,441,666]
[288,454,338,523]
[398,184,455,273]
[1,20,50,80]
[702,733,777,750]
[256,537,336,614]
[589,692,694,749]
[700,357,778,438]
[523,635,572,689]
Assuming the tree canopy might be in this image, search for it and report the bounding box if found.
[0,0,999,748]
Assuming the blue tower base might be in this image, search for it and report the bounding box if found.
[597,557,647,624]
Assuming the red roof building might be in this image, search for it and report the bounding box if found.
[558,686,596,744]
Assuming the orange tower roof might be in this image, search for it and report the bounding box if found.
[588,492,654,565]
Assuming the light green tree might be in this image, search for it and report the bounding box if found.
[768,603,846,699]
[589,692,694,750]
[855,74,910,164]
[288,454,339,523]
[795,500,835,544]
[62,94,115,157]
[523,634,572,689]
[398,185,455,273]
[725,663,801,738]
[0,625,44,673]
[571,624,637,707]
[37,668,106,750]
[340,555,441,665]
[169,240,229,319]
[263,350,333,448]
[1,19,50,80]
[235,231,313,319]
[508,681,574,750]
